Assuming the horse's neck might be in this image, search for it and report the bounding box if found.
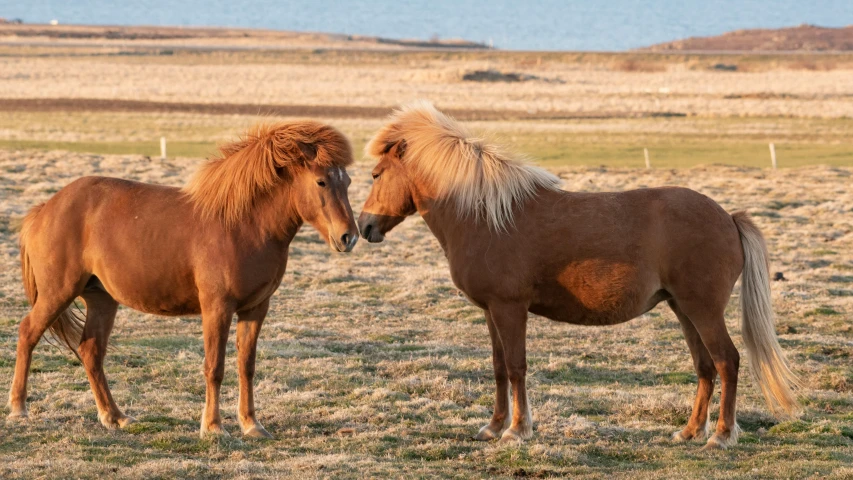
[415,197,483,257]
[250,185,303,245]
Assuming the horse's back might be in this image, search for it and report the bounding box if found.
[34,175,182,220]
[565,186,744,292]
[26,176,190,254]
[450,186,744,325]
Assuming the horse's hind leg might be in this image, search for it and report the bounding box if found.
[8,295,77,419]
[674,299,740,450]
[668,300,716,442]
[78,290,134,429]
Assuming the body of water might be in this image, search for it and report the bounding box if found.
[3,0,852,51]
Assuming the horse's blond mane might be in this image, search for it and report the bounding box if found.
[183,121,352,227]
[366,101,560,230]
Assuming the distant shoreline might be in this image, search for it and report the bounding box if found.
[2,22,853,53]
[641,24,853,52]
[0,22,492,51]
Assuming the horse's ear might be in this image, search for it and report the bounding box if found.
[383,139,407,162]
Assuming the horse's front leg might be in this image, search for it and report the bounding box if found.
[488,302,532,444]
[200,301,235,437]
[236,299,272,438]
[474,310,512,440]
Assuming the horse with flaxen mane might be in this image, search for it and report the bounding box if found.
[9,121,359,438]
[358,101,800,450]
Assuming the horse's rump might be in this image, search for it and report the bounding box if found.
[19,201,86,355]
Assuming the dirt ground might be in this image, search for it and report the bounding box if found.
[0,149,850,479]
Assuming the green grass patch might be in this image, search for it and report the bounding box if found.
[0,139,217,158]
[541,364,691,386]
[525,138,853,168]
[804,307,841,317]
[30,354,78,373]
[5,136,846,168]
[828,289,853,297]
[769,420,810,435]
[1,112,852,168]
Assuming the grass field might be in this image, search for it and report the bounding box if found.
[0,38,851,478]
[2,45,853,118]
[4,136,852,168]
[1,111,852,168]
[0,149,851,479]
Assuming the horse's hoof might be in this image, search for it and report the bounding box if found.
[702,437,727,450]
[7,409,28,421]
[100,413,135,430]
[673,429,704,442]
[498,429,525,445]
[702,425,739,450]
[243,424,273,439]
[118,416,136,428]
[702,433,734,451]
[474,424,501,441]
[200,425,231,438]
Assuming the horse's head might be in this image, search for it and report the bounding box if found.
[184,121,358,251]
[293,160,359,253]
[358,139,416,243]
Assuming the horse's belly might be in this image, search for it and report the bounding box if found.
[532,260,663,326]
[92,268,201,316]
[530,302,636,326]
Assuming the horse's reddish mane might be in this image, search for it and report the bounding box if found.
[183,121,352,227]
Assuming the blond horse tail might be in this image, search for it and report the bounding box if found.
[19,204,85,359]
[732,211,801,417]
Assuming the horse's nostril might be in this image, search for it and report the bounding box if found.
[340,233,350,247]
[363,224,373,239]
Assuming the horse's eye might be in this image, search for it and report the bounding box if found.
[372,173,380,180]
[317,180,326,187]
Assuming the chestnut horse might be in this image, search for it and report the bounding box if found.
[358,102,800,450]
[9,121,359,438]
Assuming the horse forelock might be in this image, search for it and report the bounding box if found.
[366,101,561,231]
[183,121,352,228]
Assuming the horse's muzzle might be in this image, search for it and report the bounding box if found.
[333,230,359,252]
[357,214,385,243]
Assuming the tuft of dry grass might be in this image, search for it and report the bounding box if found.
[0,149,851,478]
[787,60,839,72]
[611,60,668,73]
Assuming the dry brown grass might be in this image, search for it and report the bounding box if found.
[787,60,839,72]
[0,38,851,478]
[0,149,851,478]
[1,48,852,118]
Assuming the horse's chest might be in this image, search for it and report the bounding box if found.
[234,259,289,308]
[446,260,516,310]
[237,278,283,311]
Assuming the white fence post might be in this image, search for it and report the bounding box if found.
[160,137,167,160]
[644,148,651,169]
[769,142,777,170]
